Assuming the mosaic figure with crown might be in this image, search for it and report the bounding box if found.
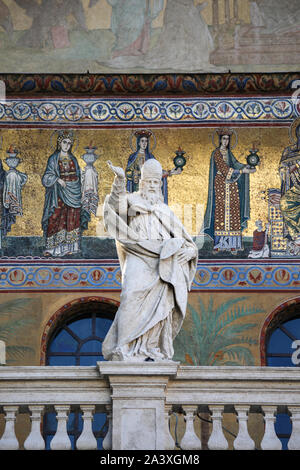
[41,130,90,257]
[126,129,182,205]
[202,127,256,254]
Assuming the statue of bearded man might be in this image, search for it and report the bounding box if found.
[102,158,198,362]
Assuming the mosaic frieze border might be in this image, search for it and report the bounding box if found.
[0,96,298,126]
[2,73,300,95]
[0,261,299,291]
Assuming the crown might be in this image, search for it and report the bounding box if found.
[58,130,74,140]
[134,129,153,139]
[216,127,234,136]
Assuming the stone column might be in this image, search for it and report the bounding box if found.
[233,0,239,22]
[224,0,230,24]
[98,361,179,451]
[212,0,219,28]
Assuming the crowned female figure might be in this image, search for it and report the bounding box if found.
[203,128,255,253]
[41,131,90,257]
[126,129,169,203]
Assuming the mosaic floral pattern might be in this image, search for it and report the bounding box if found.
[0,97,297,126]
[0,261,298,291]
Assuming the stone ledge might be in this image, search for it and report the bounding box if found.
[98,361,180,377]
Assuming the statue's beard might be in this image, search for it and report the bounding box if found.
[140,189,161,205]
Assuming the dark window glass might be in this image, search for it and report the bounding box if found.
[44,308,113,450]
[266,317,300,449]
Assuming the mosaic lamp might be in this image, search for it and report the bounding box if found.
[246,143,261,169]
[173,147,187,169]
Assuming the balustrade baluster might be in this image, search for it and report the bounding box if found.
[0,406,19,450]
[233,406,255,450]
[288,407,300,450]
[164,405,175,450]
[76,405,97,450]
[261,406,282,450]
[212,0,219,28]
[233,0,239,21]
[50,405,72,450]
[180,406,201,450]
[207,405,228,450]
[24,405,45,450]
[102,405,112,450]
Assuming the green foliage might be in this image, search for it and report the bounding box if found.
[0,298,40,363]
[173,296,264,366]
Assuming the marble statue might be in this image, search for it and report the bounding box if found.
[102,158,198,362]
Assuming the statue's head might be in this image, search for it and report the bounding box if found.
[140,159,163,204]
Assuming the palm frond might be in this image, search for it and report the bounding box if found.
[215,305,264,337]
[222,346,256,366]
[0,317,35,341]
[214,297,248,322]
[210,333,257,355]
[175,296,262,366]
[0,298,41,317]
[6,345,34,362]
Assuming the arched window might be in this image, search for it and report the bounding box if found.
[46,311,113,366]
[43,299,116,450]
[264,302,300,449]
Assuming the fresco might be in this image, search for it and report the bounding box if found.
[0,0,299,73]
[173,295,264,366]
[0,296,41,364]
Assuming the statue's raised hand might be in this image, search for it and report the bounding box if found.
[107,160,125,179]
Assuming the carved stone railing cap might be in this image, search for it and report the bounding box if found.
[98,361,180,377]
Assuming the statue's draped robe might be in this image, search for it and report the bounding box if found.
[203,148,250,251]
[41,151,90,257]
[102,176,197,361]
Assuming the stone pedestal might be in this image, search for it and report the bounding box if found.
[98,361,179,450]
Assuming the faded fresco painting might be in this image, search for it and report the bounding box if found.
[0,0,299,73]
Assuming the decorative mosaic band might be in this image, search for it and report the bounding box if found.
[0,261,299,291]
[1,73,299,95]
[0,96,298,126]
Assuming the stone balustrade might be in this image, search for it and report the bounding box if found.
[0,364,300,451]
